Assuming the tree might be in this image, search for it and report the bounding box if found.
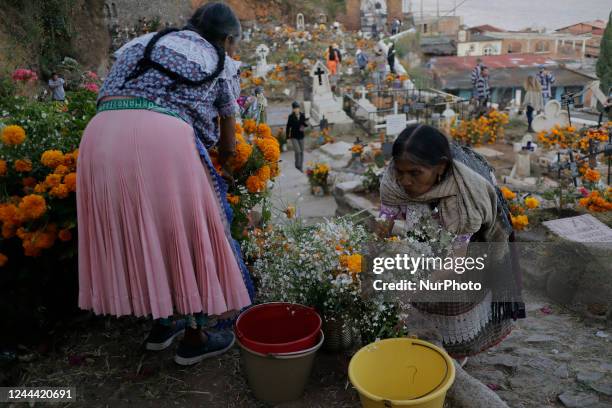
[596,12,612,95]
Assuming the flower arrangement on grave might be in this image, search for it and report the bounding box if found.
[500,186,540,231]
[578,188,612,212]
[449,109,509,145]
[243,217,403,342]
[538,122,610,155]
[211,120,281,238]
[350,144,364,157]
[362,165,381,193]
[306,161,330,195]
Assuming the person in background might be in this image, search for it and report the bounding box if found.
[387,42,396,74]
[470,58,484,97]
[356,49,369,81]
[521,75,543,133]
[373,47,387,88]
[536,65,555,105]
[286,101,308,172]
[474,66,490,117]
[333,43,343,74]
[48,73,66,102]
[242,86,267,123]
[391,18,401,35]
[326,45,341,76]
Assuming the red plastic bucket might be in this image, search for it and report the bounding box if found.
[235,302,322,354]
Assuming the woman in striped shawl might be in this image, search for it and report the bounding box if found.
[378,124,525,359]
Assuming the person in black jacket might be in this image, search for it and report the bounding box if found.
[286,101,308,172]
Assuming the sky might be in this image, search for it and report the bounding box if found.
[415,0,611,31]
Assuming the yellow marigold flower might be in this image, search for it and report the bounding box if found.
[41,150,65,168]
[255,137,280,163]
[340,254,362,274]
[49,184,69,199]
[243,119,257,134]
[1,125,26,146]
[270,163,280,178]
[64,172,77,192]
[230,142,252,171]
[0,160,7,176]
[54,164,69,175]
[17,194,47,221]
[63,153,77,168]
[58,228,72,242]
[256,165,271,182]
[284,205,296,219]
[0,253,7,267]
[584,168,601,183]
[34,183,48,193]
[246,174,266,193]
[14,159,33,173]
[524,197,540,209]
[227,194,240,205]
[45,173,62,187]
[256,123,272,138]
[511,214,529,231]
[501,186,516,201]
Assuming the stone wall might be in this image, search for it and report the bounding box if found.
[104,0,192,28]
[339,0,405,31]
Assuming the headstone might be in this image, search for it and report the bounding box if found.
[308,61,353,129]
[296,13,305,31]
[385,114,407,136]
[286,38,295,51]
[255,44,270,78]
[243,29,252,42]
[532,100,570,133]
[473,147,504,159]
[511,134,538,179]
[543,214,612,243]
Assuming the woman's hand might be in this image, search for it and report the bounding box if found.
[374,218,394,239]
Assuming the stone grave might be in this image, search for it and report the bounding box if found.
[503,134,540,190]
[308,61,353,132]
[296,13,305,31]
[543,214,612,243]
[255,44,271,78]
[532,100,570,133]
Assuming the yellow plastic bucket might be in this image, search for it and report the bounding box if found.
[348,338,456,408]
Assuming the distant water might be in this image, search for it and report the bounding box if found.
[417,0,611,31]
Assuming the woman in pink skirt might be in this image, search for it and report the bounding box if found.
[77,3,253,365]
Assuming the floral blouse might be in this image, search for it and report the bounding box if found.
[99,30,241,148]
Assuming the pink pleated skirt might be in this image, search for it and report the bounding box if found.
[77,109,251,319]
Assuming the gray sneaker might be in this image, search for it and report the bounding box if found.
[144,319,186,351]
[174,330,235,366]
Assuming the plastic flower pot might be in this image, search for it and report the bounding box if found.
[238,331,324,404]
[235,302,322,354]
[349,338,456,408]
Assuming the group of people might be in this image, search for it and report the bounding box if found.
[75,2,523,372]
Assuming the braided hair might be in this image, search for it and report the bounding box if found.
[120,2,241,91]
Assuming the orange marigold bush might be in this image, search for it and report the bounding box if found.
[1,125,27,146]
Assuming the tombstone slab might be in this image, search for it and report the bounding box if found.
[308,61,353,127]
[532,100,570,133]
[473,147,504,159]
[543,214,612,243]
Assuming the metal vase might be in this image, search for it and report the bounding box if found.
[322,317,353,351]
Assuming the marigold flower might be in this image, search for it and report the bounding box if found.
[235,123,244,135]
[584,168,601,183]
[501,186,516,201]
[246,174,266,193]
[14,159,32,172]
[54,164,69,175]
[34,183,48,193]
[0,160,7,176]
[45,173,62,187]
[340,254,362,274]
[524,197,540,209]
[243,119,257,134]
[49,184,69,199]
[41,150,65,168]
[256,123,272,138]
[256,165,271,182]
[58,228,72,242]
[227,194,240,205]
[284,205,296,219]
[1,125,26,146]
[230,142,252,171]
[17,194,47,221]
[64,172,77,192]
[511,214,529,231]
[0,253,7,267]
[0,203,19,224]
[255,137,280,163]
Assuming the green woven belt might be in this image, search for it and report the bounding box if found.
[97,97,187,123]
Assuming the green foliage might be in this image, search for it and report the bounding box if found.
[362,165,381,193]
[406,65,435,89]
[394,32,421,59]
[596,12,612,95]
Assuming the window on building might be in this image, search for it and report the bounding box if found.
[423,23,428,33]
[402,0,411,13]
[508,42,522,53]
[483,44,495,55]
[535,41,550,53]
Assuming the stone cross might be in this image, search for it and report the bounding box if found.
[532,100,570,133]
[310,61,332,97]
[255,44,270,78]
[286,38,295,51]
[512,134,538,179]
[296,13,305,31]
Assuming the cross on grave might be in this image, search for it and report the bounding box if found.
[314,66,325,86]
[286,38,295,51]
[256,44,269,61]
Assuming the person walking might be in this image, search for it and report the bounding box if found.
[48,73,66,102]
[373,47,387,88]
[470,58,484,99]
[387,42,396,74]
[326,45,341,76]
[286,101,308,172]
[77,3,253,366]
[521,76,543,133]
[536,65,555,105]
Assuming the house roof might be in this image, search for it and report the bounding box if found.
[469,24,504,33]
[429,56,595,90]
[556,19,607,32]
